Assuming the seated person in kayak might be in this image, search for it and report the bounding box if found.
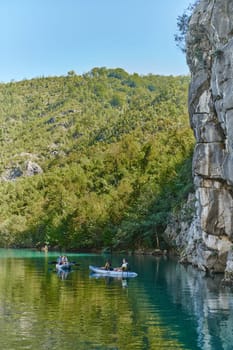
[57,256,63,264]
[114,258,128,271]
[121,258,128,271]
[102,260,112,270]
[62,256,69,264]
[57,256,69,265]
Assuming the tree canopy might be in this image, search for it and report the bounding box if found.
[0,68,194,250]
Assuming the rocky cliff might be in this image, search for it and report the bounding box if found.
[173,0,233,278]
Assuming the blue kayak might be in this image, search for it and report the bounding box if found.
[89,265,138,278]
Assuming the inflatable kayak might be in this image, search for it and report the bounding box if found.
[89,265,138,277]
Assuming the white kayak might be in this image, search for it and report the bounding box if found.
[89,265,138,278]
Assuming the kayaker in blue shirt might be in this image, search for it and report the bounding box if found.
[57,256,62,264]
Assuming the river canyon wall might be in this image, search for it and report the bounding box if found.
[168,0,233,279]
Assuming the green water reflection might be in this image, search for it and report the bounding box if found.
[0,249,230,349]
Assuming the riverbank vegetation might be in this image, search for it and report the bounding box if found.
[0,68,194,250]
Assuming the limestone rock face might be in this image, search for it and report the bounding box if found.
[185,0,233,274]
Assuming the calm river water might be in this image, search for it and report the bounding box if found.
[0,249,232,350]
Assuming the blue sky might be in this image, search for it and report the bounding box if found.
[0,0,192,82]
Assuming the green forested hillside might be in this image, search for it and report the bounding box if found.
[0,68,194,250]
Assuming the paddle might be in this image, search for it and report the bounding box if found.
[70,261,80,266]
[48,260,80,266]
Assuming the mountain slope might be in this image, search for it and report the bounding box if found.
[0,68,194,249]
